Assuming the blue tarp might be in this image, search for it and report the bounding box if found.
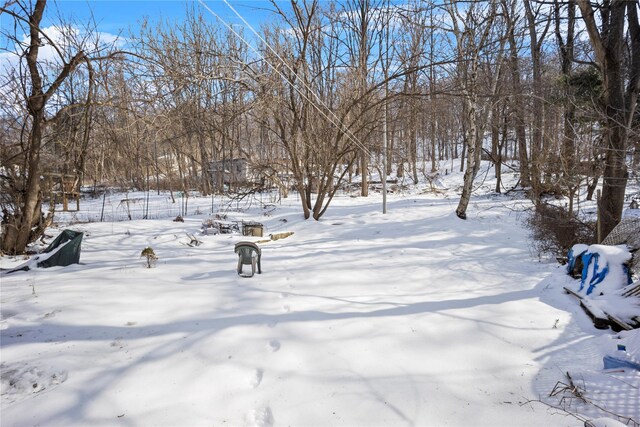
[567,246,587,276]
[570,246,632,295]
[580,252,610,295]
[603,354,640,371]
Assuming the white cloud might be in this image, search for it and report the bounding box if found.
[0,24,124,107]
[1,24,124,75]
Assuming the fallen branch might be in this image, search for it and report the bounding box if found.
[545,372,640,427]
[549,372,587,405]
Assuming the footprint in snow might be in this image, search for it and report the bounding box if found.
[246,406,274,427]
[268,340,280,352]
[42,310,61,319]
[110,338,126,349]
[249,368,263,388]
[282,305,291,313]
[0,363,68,404]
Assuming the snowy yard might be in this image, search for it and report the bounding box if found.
[1,167,638,426]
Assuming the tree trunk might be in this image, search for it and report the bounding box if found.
[524,0,550,201]
[360,154,369,197]
[1,0,89,254]
[456,68,480,220]
[577,0,640,241]
[505,2,530,188]
[15,112,45,251]
[491,103,504,194]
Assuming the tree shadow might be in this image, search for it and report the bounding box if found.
[530,270,639,424]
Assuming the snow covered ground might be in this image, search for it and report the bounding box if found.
[1,163,638,426]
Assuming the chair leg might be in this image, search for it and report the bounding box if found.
[237,257,242,275]
[250,258,256,277]
[257,256,262,274]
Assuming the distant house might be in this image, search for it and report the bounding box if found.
[210,158,251,187]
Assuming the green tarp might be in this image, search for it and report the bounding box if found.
[37,229,83,268]
[2,229,83,274]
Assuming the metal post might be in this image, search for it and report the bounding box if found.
[382,3,390,215]
[382,107,388,214]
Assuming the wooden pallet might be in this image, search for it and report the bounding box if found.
[563,287,610,329]
[618,283,640,330]
[621,282,640,297]
[563,286,639,331]
[607,313,634,331]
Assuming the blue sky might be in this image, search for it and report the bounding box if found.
[45,0,281,35]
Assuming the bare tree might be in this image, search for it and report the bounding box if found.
[523,0,552,201]
[0,0,115,253]
[339,0,386,196]
[553,0,581,216]
[259,0,354,220]
[256,0,415,219]
[577,0,640,242]
[133,7,252,196]
[503,0,531,189]
[448,1,506,219]
[396,0,429,182]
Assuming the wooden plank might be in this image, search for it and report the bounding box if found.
[562,286,639,330]
[607,313,634,331]
[579,299,610,330]
[564,287,607,328]
[621,283,640,297]
[563,286,583,300]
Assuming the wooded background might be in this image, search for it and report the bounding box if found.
[1,0,639,254]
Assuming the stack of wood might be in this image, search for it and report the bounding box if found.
[564,282,640,331]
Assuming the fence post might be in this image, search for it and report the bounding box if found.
[596,189,602,243]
